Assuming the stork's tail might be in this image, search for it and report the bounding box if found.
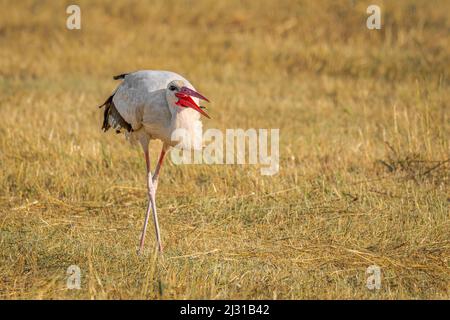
[113,73,129,80]
[98,93,133,133]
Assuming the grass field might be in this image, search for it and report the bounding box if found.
[0,0,449,299]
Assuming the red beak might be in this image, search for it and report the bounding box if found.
[175,87,210,119]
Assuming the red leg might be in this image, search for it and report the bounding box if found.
[138,143,163,254]
[152,144,169,190]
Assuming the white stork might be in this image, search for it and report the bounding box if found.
[99,70,210,253]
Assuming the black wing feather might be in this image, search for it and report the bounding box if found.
[98,93,132,133]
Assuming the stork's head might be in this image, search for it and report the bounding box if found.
[166,80,210,119]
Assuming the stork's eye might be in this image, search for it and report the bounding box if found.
[169,85,177,91]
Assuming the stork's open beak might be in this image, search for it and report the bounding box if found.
[175,87,210,119]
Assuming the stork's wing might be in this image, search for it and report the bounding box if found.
[101,70,194,132]
[98,93,132,133]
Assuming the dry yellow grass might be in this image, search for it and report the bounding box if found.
[0,0,449,299]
